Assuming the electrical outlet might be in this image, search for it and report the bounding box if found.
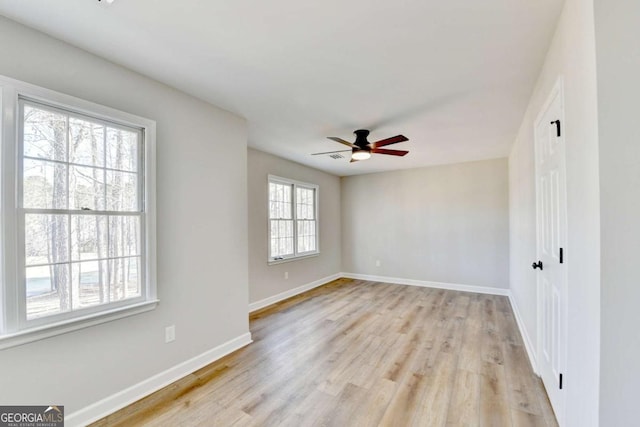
[284,271,289,280]
[165,325,176,343]
[375,260,381,267]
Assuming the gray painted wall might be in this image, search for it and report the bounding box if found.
[595,0,640,424]
[248,149,341,304]
[341,158,509,289]
[0,17,249,413]
[508,0,601,424]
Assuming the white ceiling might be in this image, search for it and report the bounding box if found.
[0,0,563,176]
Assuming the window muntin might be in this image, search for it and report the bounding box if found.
[268,176,318,261]
[19,99,145,322]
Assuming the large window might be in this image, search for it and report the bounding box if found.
[268,175,318,262]
[0,76,156,348]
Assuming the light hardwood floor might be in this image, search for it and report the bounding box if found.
[92,278,558,426]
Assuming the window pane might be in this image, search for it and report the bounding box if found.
[108,216,141,258]
[70,166,106,210]
[268,182,292,219]
[296,187,315,220]
[23,159,67,209]
[26,263,70,319]
[109,257,141,301]
[297,220,317,253]
[106,171,138,211]
[71,215,107,261]
[23,105,67,162]
[270,219,293,257]
[25,215,50,266]
[25,214,69,266]
[72,260,108,308]
[69,118,105,167]
[106,127,138,172]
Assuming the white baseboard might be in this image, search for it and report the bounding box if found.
[248,273,342,312]
[66,332,253,427]
[508,293,538,374]
[340,272,510,296]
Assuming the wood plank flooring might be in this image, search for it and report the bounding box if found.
[91,278,557,427]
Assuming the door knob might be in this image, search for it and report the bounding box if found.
[532,261,543,270]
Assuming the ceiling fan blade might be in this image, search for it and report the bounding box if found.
[372,135,408,148]
[327,136,356,147]
[372,148,409,156]
[311,149,352,155]
[350,158,359,163]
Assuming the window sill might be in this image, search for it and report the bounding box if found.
[0,299,159,350]
[268,252,320,265]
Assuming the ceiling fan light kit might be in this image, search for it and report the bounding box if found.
[351,149,371,161]
[313,129,409,163]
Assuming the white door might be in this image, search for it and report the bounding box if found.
[534,80,568,424]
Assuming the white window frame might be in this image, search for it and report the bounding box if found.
[0,75,157,349]
[267,175,319,264]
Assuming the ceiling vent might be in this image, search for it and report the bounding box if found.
[329,153,344,159]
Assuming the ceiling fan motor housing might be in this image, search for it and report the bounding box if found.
[353,129,371,152]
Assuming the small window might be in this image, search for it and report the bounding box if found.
[0,75,157,348]
[268,175,318,262]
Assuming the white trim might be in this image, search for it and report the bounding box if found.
[65,332,253,427]
[267,174,320,262]
[0,74,156,130]
[0,299,158,350]
[249,273,341,312]
[0,73,158,340]
[0,84,19,334]
[340,272,510,296]
[267,252,320,266]
[508,292,539,374]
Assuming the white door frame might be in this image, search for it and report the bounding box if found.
[533,76,569,425]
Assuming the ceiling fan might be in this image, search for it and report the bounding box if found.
[312,129,409,162]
